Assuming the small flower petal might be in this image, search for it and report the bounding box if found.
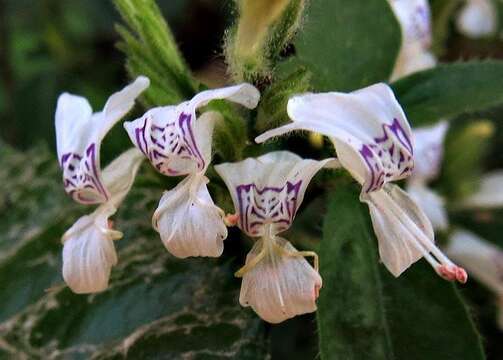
[215,151,337,237]
[456,0,497,39]
[239,237,322,324]
[55,76,149,204]
[124,84,259,176]
[256,84,413,194]
[101,148,145,207]
[388,0,432,48]
[62,204,121,294]
[153,174,227,258]
[365,184,466,282]
[390,44,436,81]
[459,171,503,209]
[410,121,448,183]
[446,230,503,294]
[406,183,448,231]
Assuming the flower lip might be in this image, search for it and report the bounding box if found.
[215,151,337,237]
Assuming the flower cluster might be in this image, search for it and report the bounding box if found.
[55,81,468,322]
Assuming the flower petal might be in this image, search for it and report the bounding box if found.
[62,204,121,294]
[446,230,503,294]
[365,184,429,277]
[55,76,149,204]
[124,84,259,176]
[459,171,503,209]
[410,121,448,183]
[388,0,432,49]
[153,174,227,258]
[101,148,145,207]
[390,44,436,81]
[456,0,497,39]
[215,151,337,237]
[239,237,322,324]
[365,184,467,282]
[256,84,413,194]
[406,183,448,231]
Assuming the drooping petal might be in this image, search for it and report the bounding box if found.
[256,84,413,195]
[101,148,145,207]
[124,83,260,176]
[153,173,227,258]
[410,121,448,183]
[388,0,432,49]
[446,230,503,294]
[456,0,497,39]
[390,43,436,81]
[239,237,322,324]
[62,204,121,294]
[406,183,448,231]
[364,184,466,282]
[459,171,503,209]
[215,151,337,237]
[55,76,149,204]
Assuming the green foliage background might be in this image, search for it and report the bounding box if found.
[1,0,503,359]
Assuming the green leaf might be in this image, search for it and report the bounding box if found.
[392,61,503,125]
[318,184,485,360]
[318,183,393,359]
[114,0,197,106]
[291,0,401,91]
[0,144,269,359]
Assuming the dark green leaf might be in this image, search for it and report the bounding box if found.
[0,144,269,359]
[318,184,485,360]
[392,61,503,125]
[291,0,401,91]
[318,183,393,359]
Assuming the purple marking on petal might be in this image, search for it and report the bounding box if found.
[235,181,302,236]
[359,118,413,193]
[60,143,108,204]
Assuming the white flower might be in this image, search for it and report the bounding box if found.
[124,84,260,258]
[406,121,449,231]
[456,0,497,39]
[61,149,145,293]
[446,230,503,329]
[238,237,322,324]
[388,0,436,81]
[55,77,149,293]
[256,84,467,282]
[215,151,335,323]
[153,173,228,258]
[55,76,149,204]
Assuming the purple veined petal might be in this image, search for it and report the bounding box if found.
[124,84,260,177]
[56,76,149,205]
[388,0,432,49]
[215,151,337,237]
[256,83,414,196]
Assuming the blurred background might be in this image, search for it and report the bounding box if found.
[1,0,503,358]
